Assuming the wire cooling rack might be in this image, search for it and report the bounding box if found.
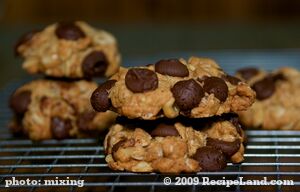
[0,130,300,192]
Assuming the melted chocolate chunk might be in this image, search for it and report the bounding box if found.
[125,68,158,93]
[91,80,117,112]
[206,138,240,157]
[171,79,204,111]
[252,76,275,100]
[222,74,241,85]
[150,124,179,137]
[55,22,85,40]
[82,51,108,78]
[77,111,97,131]
[237,67,259,80]
[9,115,24,136]
[50,117,72,139]
[252,73,286,100]
[9,90,32,115]
[193,146,227,171]
[203,77,228,102]
[155,59,189,77]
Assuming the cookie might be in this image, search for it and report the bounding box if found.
[104,114,245,173]
[91,57,256,119]
[9,79,117,140]
[236,67,300,130]
[15,21,121,79]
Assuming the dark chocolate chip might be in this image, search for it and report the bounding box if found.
[155,59,189,77]
[9,115,24,136]
[77,111,97,131]
[272,73,286,81]
[171,79,204,111]
[252,73,286,101]
[50,117,72,140]
[82,51,108,78]
[203,77,228,102]
[9,122,23,136]
[252,76,275,100]
[9,90,32,115]
[150,124,179,137]
[14,29,40,56]
[228,114,243,135]
[206,138,240,157]
[125,68,158,93]
[91,80,117,112]
[55,22,85,40]
[237,67,259,80]
[222,74,241,85]
[193,146,227,171]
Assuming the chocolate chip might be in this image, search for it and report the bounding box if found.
[9,115,24,136]
[252,73,286,101]
[224,113,247,142]
[125,68,158,93]
[9,122,23,136]
[91,80,117,112]
[237,67,259,80]
[203,77,228,102]
[272,73,286,81]
[55,22,85,40]
[193,146,227,171]
[222,74,241,85]
[77,111,97,131]
[207,138,240,157]
[155,59,189,77]
[50,117,72,139]
[150,124,179,137]
[14,29,40,56]
[171,79,204,111]
[252,76,275,100]
[9,90,31,115]
[82,51,108,78]
[228,114,243,136]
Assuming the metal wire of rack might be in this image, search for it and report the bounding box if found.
[0,130,300,192]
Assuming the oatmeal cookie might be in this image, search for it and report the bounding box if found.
[104,114,245,173]
[91,57,255,119]
[237,67,300,130]
[9,79,117,140]
[15,21,120,78]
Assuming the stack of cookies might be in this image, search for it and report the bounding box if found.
[91,57,256,173]
[9,21,120,140]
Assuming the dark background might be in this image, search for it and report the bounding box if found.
[1,0,300,87]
